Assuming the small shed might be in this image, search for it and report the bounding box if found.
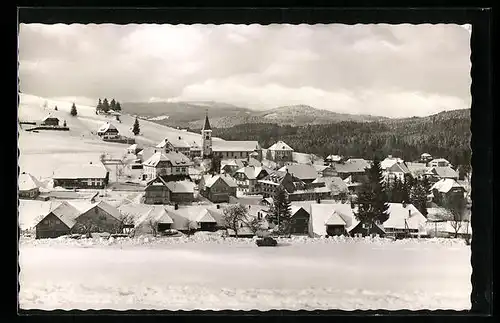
[41,114,59,126]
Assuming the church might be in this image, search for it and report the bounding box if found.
[201,114,263,161]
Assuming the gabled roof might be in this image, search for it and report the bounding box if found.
[165,180,196,193]
[235,166,265,180]
[212,141,261,152]
[325,211,348,226]
[387,162,410,174]
[143,151,192,168]
[326,155,342,162]
[428,166,459,179]
[221,159,246,169]
[195,209,217,223]
[97,122,118,133]
[202,114,212,131]
[42,114,59,122]
[53,163,108,179]
[48,201,81,228]
[381,157,404,170]
[382,203,427,231]
[80,201,121,221]
[203,174,238,188]
[19,172,41,191]
[313,176,349,194]
[149,206,173,224]
[313,165,329,172]
[308,203,358,237]
[431,179,465,193]
[268,141,293,151]
[406,162,429,174]
[278,164,318,180]
[336,159,370,174]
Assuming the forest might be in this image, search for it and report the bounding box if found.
[211,116,471,167]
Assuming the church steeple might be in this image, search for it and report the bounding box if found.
[202,110,212,131]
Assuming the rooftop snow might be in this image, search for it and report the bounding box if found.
[53,163,108,179]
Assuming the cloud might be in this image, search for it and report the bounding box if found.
[18,23,471,117]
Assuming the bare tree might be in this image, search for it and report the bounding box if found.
[244,216,263,235]
[115,212,135,234]
[187,219,198,236]
[148,218,159,236]
[222,204,249,238]
[73,218,99,238]
[443,194,466,238]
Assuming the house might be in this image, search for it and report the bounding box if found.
[425,166,459,182]
[287,186,332,202]
[41,114,59,126]
[267,141,294,165]
[425,220,471,239]
[221,159,246,176]
[278,164,319,184]
[142,151,193,181]
[97,122,120,139]
[312,177,349,199]
[199,174,238,203]
[313,164,338,178]
[384,162,411,183]
[156,136,200,157]
[380,203,427,237]
[34,201,81,239]
[334,158,370,182]
[201,113,262,160]
[53,162,109,189]
[118,204,174,235]
[165,180,196,203]
[420,153,433,163]
[325,155,343,164]
[431,179,466,206]
[18,172,41,199]
[428,158,451,168]
[127,144,141,155]
[307,202,359,238]
[258,171,299,198]
[288,206,311,235]
[164,205,225,233]
[381,156,405,170]
[233,166,269,195]
[406,162,430,178]
[144,177,171,205]
[75,201,122,233]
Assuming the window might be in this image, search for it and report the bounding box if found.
[55,219,61,224]
[205,136,210,140]
[181,168,186,173]
[43,219,48,225]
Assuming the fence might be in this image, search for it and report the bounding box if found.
[26,126,70,132]
[102,137,136,144]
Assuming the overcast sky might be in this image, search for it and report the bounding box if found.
[18,23,471,118]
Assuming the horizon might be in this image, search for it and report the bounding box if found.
[19,24,471,118]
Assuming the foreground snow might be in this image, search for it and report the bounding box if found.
[19,237,471,311]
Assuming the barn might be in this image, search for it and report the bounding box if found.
[35,201,81,239]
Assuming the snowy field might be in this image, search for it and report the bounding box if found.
[19,237,471,311]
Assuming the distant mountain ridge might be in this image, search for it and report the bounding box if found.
[122,100,469,129]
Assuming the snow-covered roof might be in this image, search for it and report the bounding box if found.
[195,209,217,223]
[326,155,342,162]
[149,206,173,224]
[48,201,81,228]
[431,179,465,193]
[268,141,293,151]
[313,177,349,194]
[428,166,459,179]
[235,166,265,180]
[18,172,41,191]
[221,159,246,169]
[381,203,427,231]
[430,158,450,164]
[381,157,405,170]
[308,203,358,237]
[143,151,192,168]
[336,159,370,174]
[421,153,432,157]
[406,162,429,174]
[278,164,318,180]
[97,122,118,133]
[42,114,59,122]
[386,162,410,174]
[53,163,108,179]
[202,174,238,188]
[19,200,55,230]
[165,180,196,193]
[79,201,122,221]
[425,221,471,235]
[127,144,138,150]
[212,140,261,152]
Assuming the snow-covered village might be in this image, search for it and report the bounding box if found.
[18,23,473,311]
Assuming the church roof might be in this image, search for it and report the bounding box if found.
[203,114,212,131]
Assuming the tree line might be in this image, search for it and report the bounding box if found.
[211,117,471,167]
[96,98,122,114]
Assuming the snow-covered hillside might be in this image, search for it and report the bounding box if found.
[17,93,211,180]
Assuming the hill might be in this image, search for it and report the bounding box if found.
[120,101,253,129]
[212,108,471,166]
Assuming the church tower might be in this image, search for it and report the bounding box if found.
[201,111,212,158]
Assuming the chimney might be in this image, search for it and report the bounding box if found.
[317,198,321,204]
[174,204,179,210]
[408,209,411,217]
[89,161,92,164]
[216,204,220,209]
[178,136,181,140]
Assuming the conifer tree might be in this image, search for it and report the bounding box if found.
[70,103,78,116]
[110,98,116,110]
[267,186,292,236]
[54,106,58,111]
[115,101,122,111]
[96,98,102,114]
[102,98,110,113]
[209,154,221,175]
[132,117,140,136]
[63,120,67,127]
[410,178,429,217]
[355,156,390,227]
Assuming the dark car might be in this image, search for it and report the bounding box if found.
[256,237,278,247]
